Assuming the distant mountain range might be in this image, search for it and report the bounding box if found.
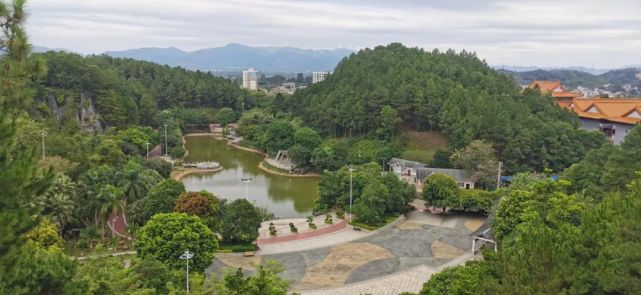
[103,44,353,73]
[500,68,641,94]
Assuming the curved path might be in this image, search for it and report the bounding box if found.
[207,210,486,294]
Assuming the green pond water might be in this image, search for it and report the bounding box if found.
[181,136,319,218]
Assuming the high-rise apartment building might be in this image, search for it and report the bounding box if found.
[312,71,330,84]
[242,68,258,90]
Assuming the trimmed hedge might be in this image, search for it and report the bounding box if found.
[450,189,495,214]
[218,243,256,253]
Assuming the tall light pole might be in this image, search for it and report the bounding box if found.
[163,124,168,156]
[41,131,46,160]
[241,177,252,200]
[348,165,355,223]
[496,161,503,190]
[145,142,150,160]
[179,250,194,293]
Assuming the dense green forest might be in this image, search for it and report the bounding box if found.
[32,51,259,128]
[3,0,641,293]
[285,44,605,173]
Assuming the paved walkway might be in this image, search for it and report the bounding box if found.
[258,221,346,245]
[258,226,369,255]
[302,252,476,295]
[209,211,484,293]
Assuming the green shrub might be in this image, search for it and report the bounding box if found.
[324,214,333,224]
[335,209,345,219]
[308,223,317,229]
[218,243,256,253]
[268,223,277,236]
[452,189,496,213]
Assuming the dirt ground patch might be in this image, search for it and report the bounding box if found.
[395,220,424,230]
[431,240,465,260]
[463,218,486,232]
[217,255,262,271]
[294,243,394,291]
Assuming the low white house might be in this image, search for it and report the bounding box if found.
[388,158,475,189]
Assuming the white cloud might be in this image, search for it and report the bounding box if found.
[24,0,641,68]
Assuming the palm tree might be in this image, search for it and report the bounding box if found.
[118,168,148,202]
[47,192,75,235]
[42,174,77,234]
[97,184,126,238]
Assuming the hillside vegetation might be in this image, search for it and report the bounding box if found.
[289,43,605,173]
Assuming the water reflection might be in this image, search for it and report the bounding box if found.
[181,136,319,217]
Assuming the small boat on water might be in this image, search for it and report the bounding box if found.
[196,162,220,169]
[184,161,221,169]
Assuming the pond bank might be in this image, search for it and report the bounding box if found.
[172,167,224,181]
[222,138,321,178]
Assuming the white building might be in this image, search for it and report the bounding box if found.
[387,158,475,190]
[242,68,258,90]
[312,71,330,84]
[282,82,296,90]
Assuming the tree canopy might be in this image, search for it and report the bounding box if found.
[135,213,217,271]
[290,43,604,174]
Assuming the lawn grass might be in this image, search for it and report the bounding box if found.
[349,215,399,231]
[399,130,448,163]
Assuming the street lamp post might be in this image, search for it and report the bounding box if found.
[145,142,150,160]
[241,177,252,200]
[496,161,503,190]
[348,165,355,223]
[163,124,168,156]
[179,250,194,293]
[41,131,46,161]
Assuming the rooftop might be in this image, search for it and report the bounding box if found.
[569,98,641,125]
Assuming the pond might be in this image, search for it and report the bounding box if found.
[180,136,319,218]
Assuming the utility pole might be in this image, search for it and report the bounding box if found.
[348,165,355,223]
[41,131,46,160]
[179,250,194,293]
[496,161,503,190]
[163,124,168,156]
[145,142,150,160]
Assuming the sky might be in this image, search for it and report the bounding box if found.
[25,0,641,68]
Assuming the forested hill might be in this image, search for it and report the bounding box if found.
[289,43,605,173]
[32,51,254,130]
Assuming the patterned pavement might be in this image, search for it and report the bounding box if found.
[207,210,485,294]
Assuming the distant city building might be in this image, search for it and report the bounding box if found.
[312,71,330,84]
[283,82,296,90]
[636,72,641,80]
[271,82,297,95]
[242,68,258,90]
[271,86,294,95]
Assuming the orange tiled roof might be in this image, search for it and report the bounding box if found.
[568,98,641,125]
[529,80,578,99]
[529,80,562,92]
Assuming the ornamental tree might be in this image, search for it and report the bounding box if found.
[423,173,459,211]
[135,213,217,271]
[353,179,388,225]
[174,190,223,232]
[221,199,262,244]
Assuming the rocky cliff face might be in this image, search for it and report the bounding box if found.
[43,91,103,132]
